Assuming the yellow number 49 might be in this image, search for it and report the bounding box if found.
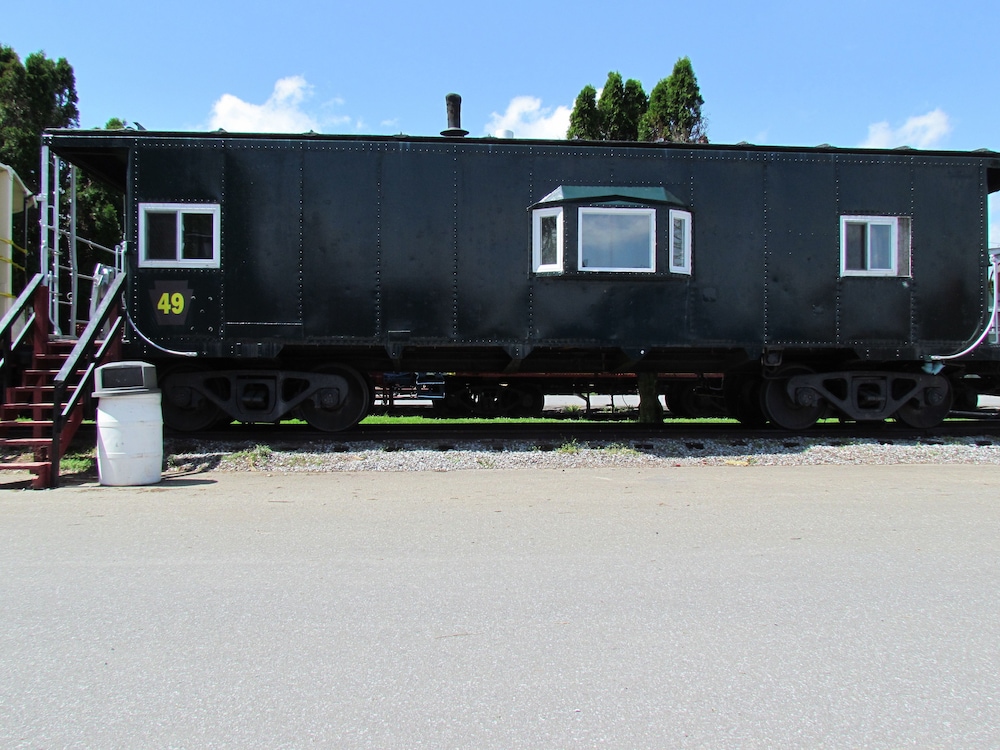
[157,292,185,315]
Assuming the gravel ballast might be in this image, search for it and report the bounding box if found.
[164,434,1000,475]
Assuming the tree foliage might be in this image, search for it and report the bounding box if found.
[1,46,124,294]
[75,117,125,257]
[1,45,81,290]
[639,57,706,143]
[568,59,707,145]
[0,45,79,190]
[568,72,648,141]
[566,85,601,140]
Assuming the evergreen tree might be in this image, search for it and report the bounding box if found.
[639,57,706,143]
[568,72,647,141]
[622,78,649,142]
[596,72,627,140]
[566,84,601,140]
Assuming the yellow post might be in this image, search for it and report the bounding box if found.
[0,163,34,316]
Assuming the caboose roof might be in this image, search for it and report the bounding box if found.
[42,129,1000,194]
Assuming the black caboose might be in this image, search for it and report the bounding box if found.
[44,125,1000,430]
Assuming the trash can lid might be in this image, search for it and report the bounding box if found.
[94,361,158,394]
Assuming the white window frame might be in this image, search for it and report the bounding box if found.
[840,215,908,277]
[532,207,564,272]
[139,202,221,269]
[668,209,692,275]
[577,207,656,273]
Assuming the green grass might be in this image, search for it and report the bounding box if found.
[224,444,274,469]
[556,439,581,454]
[360,412,738,427]
[60,450,96,474]
[361,414,583,426]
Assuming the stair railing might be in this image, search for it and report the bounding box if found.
[0,273,45,392]
[50,270,126,487]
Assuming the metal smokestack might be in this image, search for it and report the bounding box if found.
[441,93,469,137]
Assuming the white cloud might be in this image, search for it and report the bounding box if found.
[486,96,571,139]
[861,109,952,149]
[209,76,322,133]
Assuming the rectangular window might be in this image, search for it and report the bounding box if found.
[669,209,692,275]
[578,207,655,272]
[532,207,563,272]
[139,203,221,268]
[840,215,910,277]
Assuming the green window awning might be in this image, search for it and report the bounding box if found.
[530,185,685,209]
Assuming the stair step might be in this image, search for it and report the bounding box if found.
[22,368,85,377]
[1,437,52,447]
[21,370,86,380]
[0,461,50,471]
[3,409,56,421]
[0,401,66,422]
[0,419,54,429]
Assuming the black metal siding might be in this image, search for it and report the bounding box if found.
[49,130,991,367]
[911,160,984,343]
[688,155,766,344]
[455,146,531,342]
[765,155,839,344]
[223,144,302,336]
[301,145,381,340]
[379,145,457,340]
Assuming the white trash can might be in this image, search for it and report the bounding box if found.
[95,362,162,486]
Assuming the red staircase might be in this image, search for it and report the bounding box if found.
[0,274,125,488]
[0,340,82,487]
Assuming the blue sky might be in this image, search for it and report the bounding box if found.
[3,0,994,147]
[4,0,998,235]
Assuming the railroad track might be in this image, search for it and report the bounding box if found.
[162,412,1000,451]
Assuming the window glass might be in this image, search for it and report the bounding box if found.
[146,212,176,260]
[845,222,866,270]
[540,213,559,267]
[669,209,692,274]
[672,217,685,267]
[869,223,892,270]
[182,212,215,260]
[579,208,654,271]
[532,207,563,272]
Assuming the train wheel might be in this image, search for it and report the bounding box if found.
[161,366,225,432]
[762,370,824,430]
[299,365,370,432]
[895,376,952,429]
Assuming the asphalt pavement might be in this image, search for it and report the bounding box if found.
[2,465,999,748]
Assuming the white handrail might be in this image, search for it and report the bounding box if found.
[926,247,1000,369]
